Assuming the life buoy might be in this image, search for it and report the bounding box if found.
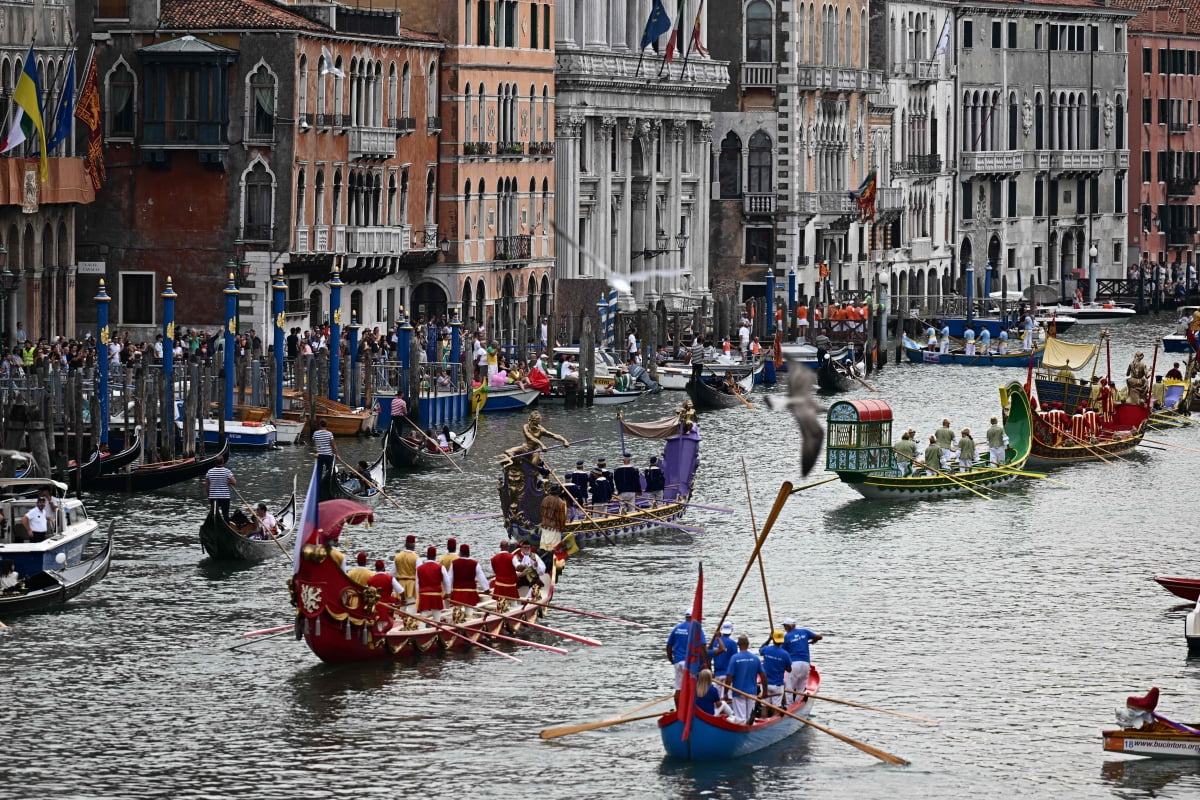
[244,421,262,427]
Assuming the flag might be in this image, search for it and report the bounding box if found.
[6,46,48,180]
[640,0,672,51]
[849,170,877,222]
[664,0,688,64]
[935,13,952,56]
[292,462,322,572]
[74,49,105,191]
[687,0,708,58]
[320,44,345,77]
[46,52,76,153]
[680,563,705,741]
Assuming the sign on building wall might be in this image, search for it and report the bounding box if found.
[77,261,106,275]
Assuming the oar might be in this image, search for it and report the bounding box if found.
[984,463,1073,488]
[741,457,774,633]
[547,470,619,546]
[241,623,294,638]
[715,481,792,632]
[676,501,735,514]
[1041,421,1121,464]
[231,486,292,561]
[614,498,707,535]
[801,692,940,724]
[539,712,664,740]
[397,416,464,473]
[449,512,504,521]
[447,598,602,646]
[1142,437,1200,456]
[789,475,840,494]
[715,681,909,766]
[336,455,409,513]
[894,453,996,501]
[381,603,522,664]
[495,438,594,462]
[480,591,648,627]
[229,628,294,650]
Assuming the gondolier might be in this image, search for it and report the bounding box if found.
[415,546,451,622]
[390,394,408,420]
[448,544,490,607]
[312,419,337,482]
[204,455,236,522]
[985,417,1007,465]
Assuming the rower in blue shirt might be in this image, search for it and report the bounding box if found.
[665,608,706,709]
[979,326,992,355]
[613,453,641,505]
[781,617,823,703]
[725,635,766,724]
[589,468,613,507]
[707,621,737,685]
[759,630,794,714]
[642,456,666,504]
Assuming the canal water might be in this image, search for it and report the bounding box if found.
[6,313,1200,799]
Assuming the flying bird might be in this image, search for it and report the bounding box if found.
[767,354,824,476]
[552,223,690,295]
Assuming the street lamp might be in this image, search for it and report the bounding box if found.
[633,231,688,261]
[439,236,450,256]
[1088,243,1098,305]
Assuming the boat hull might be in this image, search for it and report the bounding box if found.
[386,418,477,470]
[1154,576,1200,602]
[0,522,113,615]
[837,467,1022,500]
[481,386,541,411]
[1040,304,1135,324]
[86,439,231,493]
[903,340,1044,366]
[659,668,820,760]
[199,495,296,561]
[1103,727,1200,758]
[508,499,691,549]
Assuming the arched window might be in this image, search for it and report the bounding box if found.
[248,63,276,140]
[719,132,743,198]
[243,161,274,241]
[1008,91,1018,150]
[1115,96,1125,150]
[798,7,806,63]
[333,57,344,119]
[427,62,438,120]
[388,62,398,123]
[401,62,412,117]
[861,9,868,67]
[1035,92,1045,150]
[844,9,853,67]
[105,60,136,139]
[746,1,772,62]
[315,170,326,228]
[296,168,306,225]
[333,169,343,225]
[426,169,436,226]
[316,55,327,120]
[298,55,308,118]
[399,168,410,223]
[748,131,772,193]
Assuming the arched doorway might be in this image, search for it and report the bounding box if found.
[539,274,550,320]
[475,279,486,333]
[309,289,323,330]
[412,281,448,322]
[958,238,974,296]
[500,273,516,345]
[461,279,472,326]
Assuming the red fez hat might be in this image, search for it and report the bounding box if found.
[374,559,385,571]
[447,537,457,550]
[356,552,368,565]
[405,534,417,545]
[426,546,437,559]
[459,544,470,557]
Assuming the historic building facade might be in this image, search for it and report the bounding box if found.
[75,0,442,339]
[553,1,727,323]
[1117,4,1200,276]
[954,0,1134,300]
[397,0,556,343]
[0,0,93,342]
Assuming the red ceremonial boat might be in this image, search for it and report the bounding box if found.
[1154,576,1200,602]
[291,499,555,663]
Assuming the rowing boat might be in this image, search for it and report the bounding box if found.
[901,335,1045,367]
[319,436,387,505]
[658,667,821,759]
[685,367,756,410]
[1154,576,1200,602]
[826,382,1033,500]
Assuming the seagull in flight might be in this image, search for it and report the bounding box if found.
[553,222,690,295]
[766,352,824,476]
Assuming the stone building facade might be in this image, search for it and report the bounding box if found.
[954,0,1134,300]
[397,0,556,344]
[552,0,727,328]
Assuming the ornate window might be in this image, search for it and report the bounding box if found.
[247,63,276,141]
[748,131,772,193]
[105,59,136,139]
[719,132,743,198]
[242,160,275,241]
[746,1,773,62]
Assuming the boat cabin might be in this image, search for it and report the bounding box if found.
[0,479,98,576]
[826,399,895,473]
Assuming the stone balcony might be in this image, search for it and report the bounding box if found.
[349,126,397,160]
[345,225,411,255]
[743,192,777,215]
[740,62,777,91]
[959,151,1025,175]
[796,66,883,94]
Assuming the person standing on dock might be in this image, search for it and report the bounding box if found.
[204,454,236,522]
[312,419,336,482]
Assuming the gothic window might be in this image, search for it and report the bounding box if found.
[315,170,326,226]
[719,132,743,198]
[242,161,274,241]
[106,60,136,139]
[401,62,412,117]
[248,63,276,140]
[748,131,772,193]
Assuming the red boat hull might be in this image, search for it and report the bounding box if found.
[1155,576,1200,602]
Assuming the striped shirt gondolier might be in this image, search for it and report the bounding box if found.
[205,466,233,499]
[313,428,335,455]
[390,397,408,417]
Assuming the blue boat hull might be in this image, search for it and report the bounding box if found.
[903,340,1043,367]
[1163,335,1192,354]
[658,668,820,760]
[482,387,540,411]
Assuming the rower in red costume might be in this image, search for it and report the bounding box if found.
[448,544,490,608]
[490,540,520,601]
[366,559,403,627]
[415,546,451,622]
[1097,379,1115,422]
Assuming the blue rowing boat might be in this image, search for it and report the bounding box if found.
[902,335,1044,367]
[658,667,821,760]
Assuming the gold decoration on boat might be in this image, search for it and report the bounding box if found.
[361,585,380,614]
[403,616,420,630]
[339,587,362,610]
[300,544,327,563]
[452,605,468,624]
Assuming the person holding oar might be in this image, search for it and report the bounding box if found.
[725,635,767,724]
[782,618,823,703]
[666,608,707,711]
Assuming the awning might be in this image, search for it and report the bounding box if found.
[1042,336,1098,370]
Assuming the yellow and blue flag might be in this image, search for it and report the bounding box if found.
[1,46,49,180]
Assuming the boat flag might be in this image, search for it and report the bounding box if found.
[74,47,105,190]
[2,44,49,180]
[849,170,877,222]
[292,462,322,572]
[45,51,76,153]
[935,13,952,56]
[680,562,705,740]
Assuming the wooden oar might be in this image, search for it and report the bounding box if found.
[741,457,774,633]
[676,501,735,514]
[231,486,292,561]
[449,512,503,521]
[229,628,294,650]
[984,463,1073,488]
[801,692,940,724]
[715,481,792,632]
[1142,437,1200,456]
[1042,422,1122,464]
[894,453,996,501]
[481,591,648,627]
[614,498,707,535]
[495,438,594,462]
[241,623,294,638]
[447,598,602,646]
[789,475,840,494]
[336,455,409,512]
[397,415,464,473]
[539,712,664,739]
[382,603,522,663]
[715,681,909,766]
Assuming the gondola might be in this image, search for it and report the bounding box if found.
[685,368,755,410]
[816,356,857,393]
[99,429,143,474]
[319,438,387,505]
[61,449,103,485]
[387,416,477,470]
[199,491,297,561]
[83,439,230,493]
[658,668,821,760]
[0,522,114,615]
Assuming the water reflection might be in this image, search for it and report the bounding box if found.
[1100,758,1200,798]
[655,732,816,800]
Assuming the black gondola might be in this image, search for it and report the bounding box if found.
[816,357,857,393]
[199,491,297,561]
[61,449,102,485]
[386,416,478,470]
[685,368,755,410]
[83,439,230,493]
[98,429,143,475]
[319,436,387,505]
[0,522,114,615]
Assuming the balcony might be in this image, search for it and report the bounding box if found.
[427,116,443,134]
[959,151,1024,175]
[877,187,903,213]
[391,117,416,135]
[529,141,556,156]
[463,141,493,156]
[817,191,855,215]
[0,157,96,206]
[496,141,525,156]
[740,62,777,90]
[909,154,942,175]
[796,66,883,94]
[1052,151,1105,174]
[295,226,309,253]
[743,193,777,215]
[1167,176,1199,198]
[333,225,346,253]
[496,234,532,261]
[1166,227,1196,246]
[349,126,396,160]
[910,238,932,262]
[898,59,942,83]
[346,226,411,255]
[243,223,272,242]
[1170,121,1190,134]
[283,298,309,316]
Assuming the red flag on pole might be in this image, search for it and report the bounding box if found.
[663,0,688,65]
[680,562,705,740]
